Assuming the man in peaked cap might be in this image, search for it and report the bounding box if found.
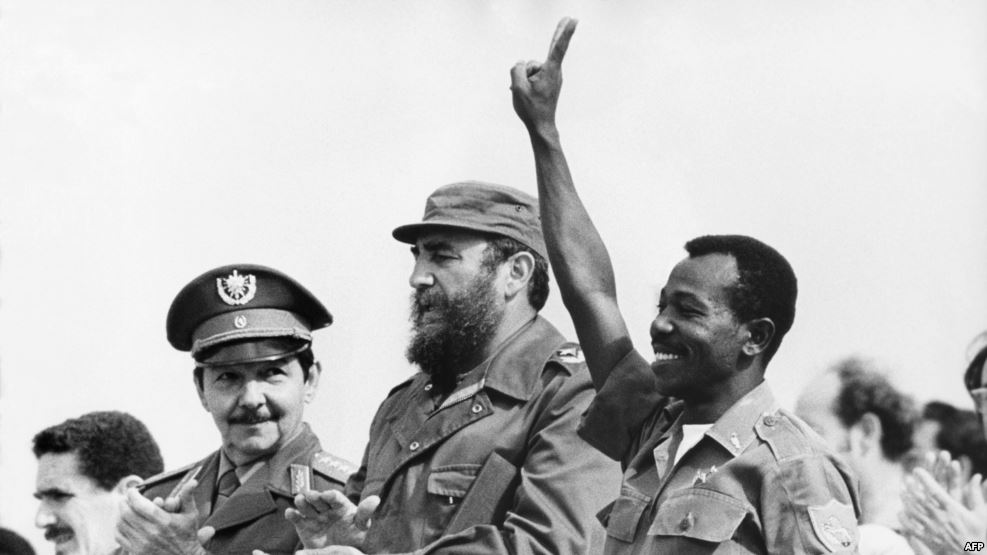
[116,264,355,555]
[277,182,620,555]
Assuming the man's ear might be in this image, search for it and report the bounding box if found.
[113,474,144,495]
[503,251,535,299]
[741,318,776,356]
[852,412,883,456]
[304,360,322,403]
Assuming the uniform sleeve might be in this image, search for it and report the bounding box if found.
[577,349,664,465]
[411,367,622,555]
[345,411,382,505]
[760,452,861,554]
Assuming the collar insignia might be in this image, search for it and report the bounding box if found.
[730,432,742,451]
[217,270,257,306]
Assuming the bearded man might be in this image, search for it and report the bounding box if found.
[282,181,619,554]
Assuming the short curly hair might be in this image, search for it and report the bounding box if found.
[684,235,797,364]
[831,357,917,462]
[32,411,164,491]
[922,401,987,477]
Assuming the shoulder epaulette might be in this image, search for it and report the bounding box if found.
[311,451,358,485]
[548,342,586,375]
[138,460,203,491]
[755,411,816,462]
[385,375,417,398]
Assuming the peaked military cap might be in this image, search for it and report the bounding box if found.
[392,181,548,260]
[167,264,332,367]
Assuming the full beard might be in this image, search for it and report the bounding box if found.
[406,270,502,393]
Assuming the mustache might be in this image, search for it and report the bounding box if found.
[411,290,444,320]
[44,526,72,541]
[228,410,279,425]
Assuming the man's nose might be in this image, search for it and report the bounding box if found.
[409,258,435,289]
[35,502,56,529]
[651,312,673,337]
[238,380,266,409]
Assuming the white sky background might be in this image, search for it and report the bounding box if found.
[1,0,985,549]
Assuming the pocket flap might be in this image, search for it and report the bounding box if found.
[605,487,652,543]
[426,465,480,498]
[444,453,519,536]
[647,489,748,543]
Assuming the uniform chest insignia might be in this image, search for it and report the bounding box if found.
[216,270,257,306]
[692,464,718,486]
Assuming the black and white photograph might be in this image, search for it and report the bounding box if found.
[1,1,985,553]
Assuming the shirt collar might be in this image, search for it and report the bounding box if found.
[705,380,779,457]
[477,316,567,402]
[217,423,316,487]
[217,450,265,484]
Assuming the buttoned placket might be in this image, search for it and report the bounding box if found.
[390,374,492,474]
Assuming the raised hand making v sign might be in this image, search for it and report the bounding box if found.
[513,16,864,554]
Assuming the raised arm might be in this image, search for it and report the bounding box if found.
[510,19,633,390]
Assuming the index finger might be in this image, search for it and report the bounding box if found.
[123,487,164,520]
[175,478,199,514]
[546,17,578,65]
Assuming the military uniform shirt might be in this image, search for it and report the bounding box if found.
[579,350,862,554]
[140,423,353,554]
[346,316,622,554]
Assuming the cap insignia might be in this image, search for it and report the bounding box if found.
[217,270,257,306]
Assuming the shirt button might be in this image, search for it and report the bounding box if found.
[409,441,420,451]
[678,512,694,531]
[471,404,484,414]
[424,383,433,391]
[763,415,778,427]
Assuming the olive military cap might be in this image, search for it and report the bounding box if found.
[166,264,332,367]
[392,181,548,260]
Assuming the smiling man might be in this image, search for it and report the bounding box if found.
[116,264,354,555]
[33,411,163,555]
[510,19,861,553]
[280,182,619,554]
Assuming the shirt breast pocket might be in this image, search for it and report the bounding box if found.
[648,488,749,544]
[602,486,653,543]
[427,464,481,501]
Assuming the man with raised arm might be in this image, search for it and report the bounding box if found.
[510,18,861,554]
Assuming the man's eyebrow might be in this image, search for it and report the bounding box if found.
[34,487,72,499]
[668,290,708,305]
[420,240,455,253]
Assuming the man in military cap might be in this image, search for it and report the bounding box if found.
[116,264,354,555]
[510,19,861,553]
[280,182,620,554]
